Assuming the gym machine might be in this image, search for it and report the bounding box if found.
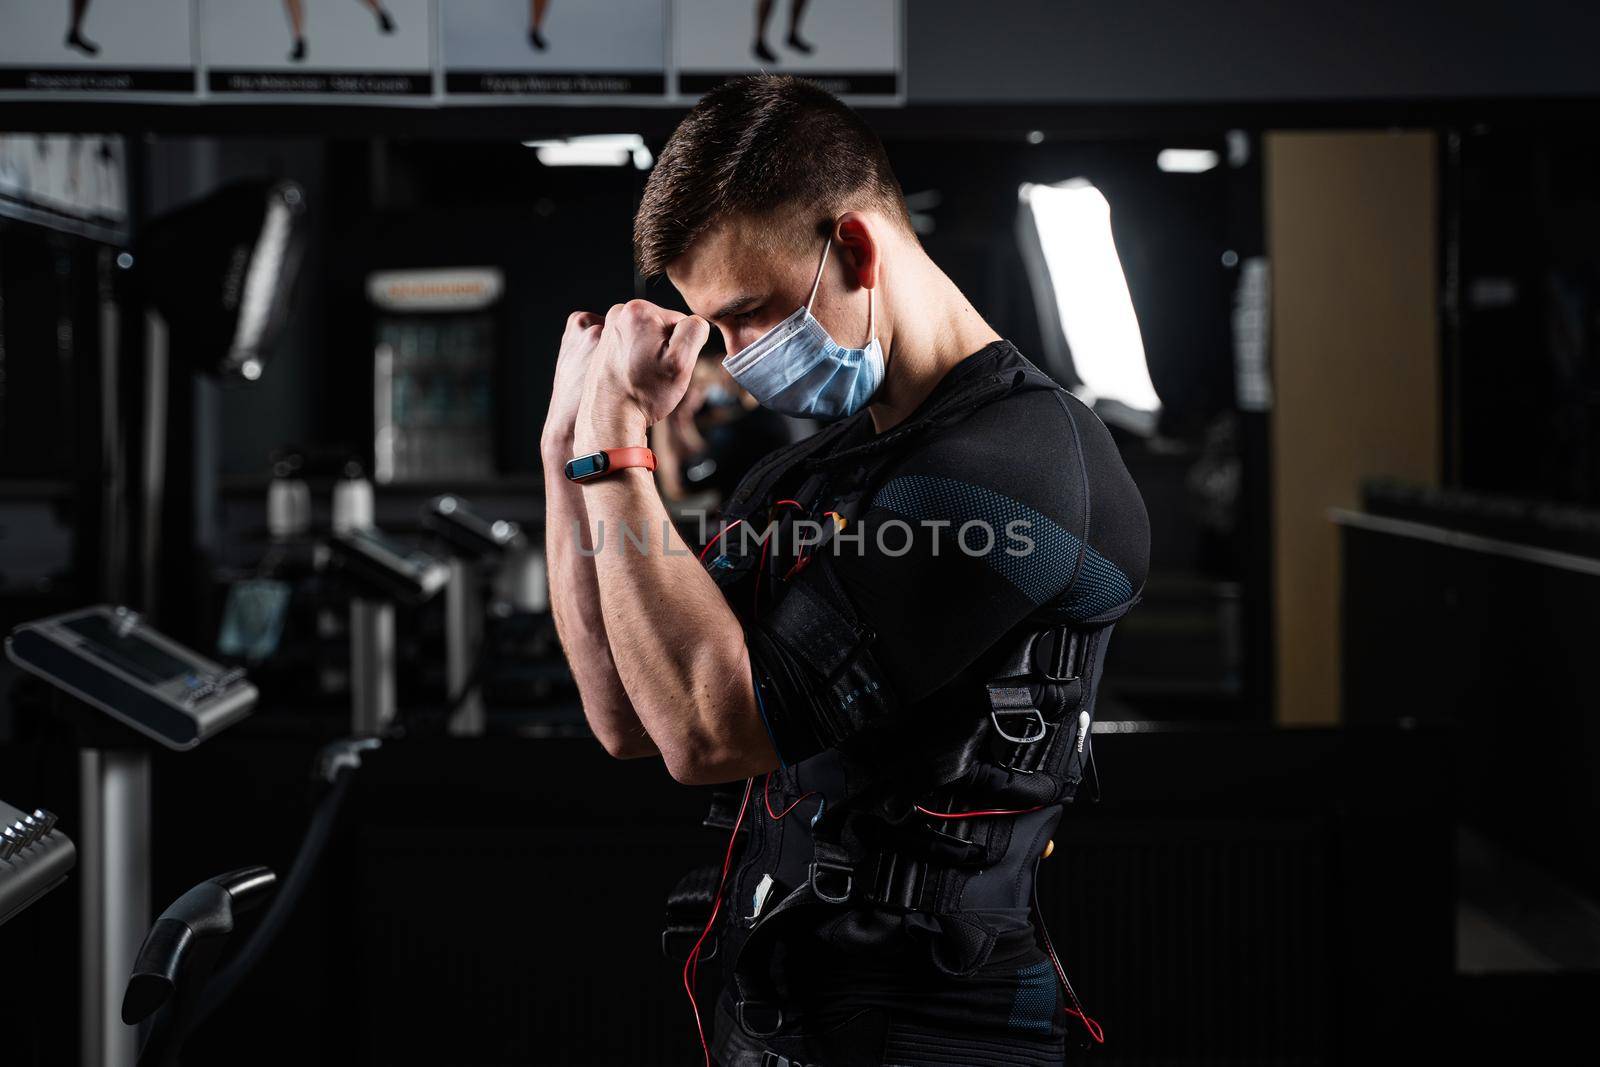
[326,525,450,736]
[0,796,75,928]
[6,606,257,1067]
[118,735,380,1067]
[421,495,524,735]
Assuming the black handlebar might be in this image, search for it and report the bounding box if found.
[123,866,278,1066]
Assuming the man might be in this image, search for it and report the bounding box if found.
[542,75,1150,1066]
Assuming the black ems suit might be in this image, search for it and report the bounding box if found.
[663,340,1151,1066]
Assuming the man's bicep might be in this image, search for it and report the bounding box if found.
[742,515,1038,762]
[743,565,902,765]
[827,500,1065,703]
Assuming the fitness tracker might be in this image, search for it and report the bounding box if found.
[564,447,657,483]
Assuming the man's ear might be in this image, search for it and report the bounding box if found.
[833,211,879,290]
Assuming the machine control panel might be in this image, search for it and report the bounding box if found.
[6,605,258,750]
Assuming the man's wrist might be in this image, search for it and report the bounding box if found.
[541,426,577,473]
[575,405,649,455]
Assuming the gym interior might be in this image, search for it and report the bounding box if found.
[2,2,1599,1064]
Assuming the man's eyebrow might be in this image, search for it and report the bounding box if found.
[709,293,762,321]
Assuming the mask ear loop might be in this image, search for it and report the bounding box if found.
[865,274,876,346]
[807,233,877,346]
[805,234,833,312]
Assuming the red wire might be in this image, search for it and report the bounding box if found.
[753,537,773,613]
[778,510,843,581]
[698,518,744,563]
[917,793,1105,1043]
[763,772,817,820]
[752,501,805,613]
[683,776,754,1067]
[913,803,1047,820]
[1032,886,1106,1045]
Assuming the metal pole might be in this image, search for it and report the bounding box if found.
[99,248,126,604]
[350,598,395,737]
[139,310,168,618]
[444,558,485,736]
[79,748,150,1067]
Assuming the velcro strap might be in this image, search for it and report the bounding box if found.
[859,831,991,911]
[769,575,872,683]
[703,784,754,831]
[985,685,1035,712]
[661,862,725,962]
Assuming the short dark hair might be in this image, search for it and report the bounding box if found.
[634,74,914,277]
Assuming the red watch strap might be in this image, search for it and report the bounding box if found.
[604,446,656,474]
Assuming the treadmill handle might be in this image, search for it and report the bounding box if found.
[121,866,277,1025]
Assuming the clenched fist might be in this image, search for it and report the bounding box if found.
[541,310,606,458]
[577,299,710,450]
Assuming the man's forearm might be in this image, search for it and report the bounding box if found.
[543,443,660,759]
[575,413,777,785]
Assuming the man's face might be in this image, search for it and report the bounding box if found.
[666,214,826,360]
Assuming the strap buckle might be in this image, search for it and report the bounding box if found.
[761,1054,817,1067]
[989,707,1048,744]
[807,859,854,904]
[1034,625,1085,683]
[737,998,787,1038]
[660,928,716,963]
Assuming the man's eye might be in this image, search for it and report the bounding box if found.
[734,307,762,323]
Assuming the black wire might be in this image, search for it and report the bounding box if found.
[184,769,356,1035]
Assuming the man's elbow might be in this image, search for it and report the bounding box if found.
[657,729,711,784]
[594,728,659,761]
[660,736,754,786]
[663,753,721,786]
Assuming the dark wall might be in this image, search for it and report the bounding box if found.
[1455,129,1600,507]
[907,0,1600,103]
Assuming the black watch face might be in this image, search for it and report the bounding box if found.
[565,452,609,481]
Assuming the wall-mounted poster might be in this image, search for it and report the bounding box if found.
[673,0,903,102]
[199,0,432,98]
[0,0,196,95]
[443,0,668,101]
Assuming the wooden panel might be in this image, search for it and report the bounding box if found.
[1264,131,1440,725]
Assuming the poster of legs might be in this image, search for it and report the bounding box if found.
[199,0,432,98]
[0,0,196,95]
[444,0,668,101]
[673,0,903,101]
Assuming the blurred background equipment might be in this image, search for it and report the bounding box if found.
[0,797,74,928]
[6,606,258,1067]
[421,494,525,735]
[369,267,501,484]
[139,180,307,383]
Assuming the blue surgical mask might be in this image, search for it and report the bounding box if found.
[722,235,884,421]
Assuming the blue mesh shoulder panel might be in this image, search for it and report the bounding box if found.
[871,474,1132,619]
